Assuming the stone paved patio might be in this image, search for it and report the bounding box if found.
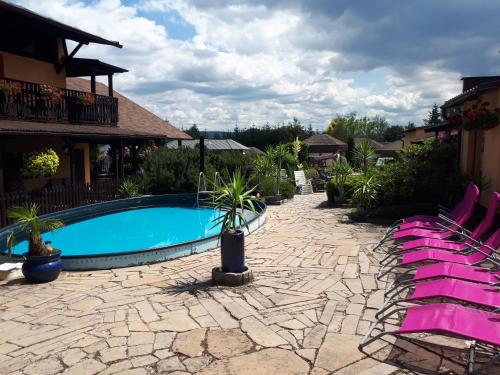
[0,194,403,375]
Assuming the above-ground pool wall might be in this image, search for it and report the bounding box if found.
[0,193,267,270]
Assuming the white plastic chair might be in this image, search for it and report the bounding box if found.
[294,170,313,195]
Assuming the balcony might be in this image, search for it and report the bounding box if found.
[0,78,118,126]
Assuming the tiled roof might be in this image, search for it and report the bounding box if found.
[166,139,249,150]
[304,134,347,146]
[353,137,385,150]
[377,140,403,152]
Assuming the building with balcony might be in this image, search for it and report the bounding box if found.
[441,76,500,206]
[0,2,190,194]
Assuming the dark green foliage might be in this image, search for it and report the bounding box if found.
[424,104,442,126]
[210,152,255,181]
[279,180,295,199]
[377,139,467,207]
[346,137,355,164]
[140,148,215,194]
[258,176,277,197]
[185,124,201,138]
[326,180,338,203]
[382,125,405,142]
[232,118,309,150]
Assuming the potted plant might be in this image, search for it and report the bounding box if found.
[6,203,64,283]
[330,161,352,203]
[461,99,500,131]
[211,170,259,273]
[351,173,380,218]
[20,148,60,179]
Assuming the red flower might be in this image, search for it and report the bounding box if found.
[477,110,486,117]
[483,101,490,106]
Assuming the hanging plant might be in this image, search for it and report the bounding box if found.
[20,149,60,178]
[461,99,500,131]
[38,84,64,104]
[0,79,22,101]
[72,92,96,106]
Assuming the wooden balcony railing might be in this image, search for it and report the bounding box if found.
[0,78,118,126]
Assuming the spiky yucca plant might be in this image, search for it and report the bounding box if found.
[211,170,258,234]
[7,203,64,256]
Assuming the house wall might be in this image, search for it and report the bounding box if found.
[402,128,434,147]
[0,137,90,192]
[0,51,66,87]
[459,90,500,206]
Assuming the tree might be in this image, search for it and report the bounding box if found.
[307,123,314,136]
[406,122,416,130]
[382,125,405,142]
[424,104,442,126]
[186,124,201,138]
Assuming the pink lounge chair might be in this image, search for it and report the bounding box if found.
[399,182,479,230]
[379,278,500,319]
[397,192,499,253]
[385,262,500,299]
[391,186,480,242]
[378,228,500,280]
[359,303,500,374]
[372,183,479,252]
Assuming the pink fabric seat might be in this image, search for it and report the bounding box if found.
[402,192,499,252]
[396,303,500,347]
[406,278,500,308]
[401,228,500,267]
[392,184,479,241]
[413,262,500,285]
[400,183,479,229]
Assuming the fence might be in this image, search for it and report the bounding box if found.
[0,179,122,228]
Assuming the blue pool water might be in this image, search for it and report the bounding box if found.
[8,206,225,257]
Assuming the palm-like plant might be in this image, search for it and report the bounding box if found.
[7,203,64,256]
[351,173,380,211]
[353,140,377,172]
[331,161,353,199]
[211,170,258,234]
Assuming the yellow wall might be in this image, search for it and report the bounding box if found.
[459,90,500,206]
[402,127,434,147]
[0,137,91,191]
[0,51,66,87]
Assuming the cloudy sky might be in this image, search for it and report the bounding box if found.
[13,0,500,131]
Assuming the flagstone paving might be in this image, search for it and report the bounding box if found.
[0,194,402,374]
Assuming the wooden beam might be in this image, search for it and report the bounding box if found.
[56,42,84,73]
[108,74,114,97]
[0,150,5,196]
[91,75,96,94]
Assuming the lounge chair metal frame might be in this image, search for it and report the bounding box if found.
[359,307,500,374]
[376,230,500,281]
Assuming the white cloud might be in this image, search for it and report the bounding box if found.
[12,0,476,131]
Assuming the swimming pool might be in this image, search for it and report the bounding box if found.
[0,194,266,270]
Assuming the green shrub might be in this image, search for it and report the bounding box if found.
[377,139,467,207]
[258,176,277,197]
[21,148,59,178]
[326,179,338,203]
[119,179,140,198]
[304,167,317,180]
[140,148,215,194]
[279,180,295,199]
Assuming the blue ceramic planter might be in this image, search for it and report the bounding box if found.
[22,250,62,283]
